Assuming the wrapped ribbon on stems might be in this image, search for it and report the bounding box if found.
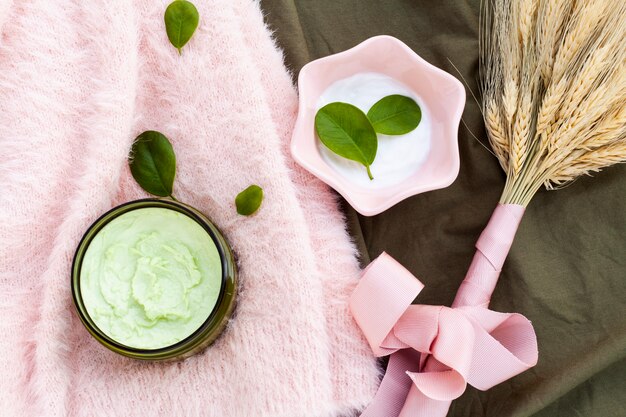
[350,204,538,417]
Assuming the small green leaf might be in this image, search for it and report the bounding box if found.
[129,131,176,197]
[367,95,422,135]
[315,102,378,180]
[236,185,264,216]
[164,0,199,55]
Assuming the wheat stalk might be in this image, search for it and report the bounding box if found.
[481,0,626,206]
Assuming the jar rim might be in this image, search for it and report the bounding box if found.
[71,198,237,360]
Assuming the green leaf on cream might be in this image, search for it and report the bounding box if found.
[367,94,422,135]
[129,131,177,198]
[315,102,378,180]
[236,185,264,216]
[164,0,200,55]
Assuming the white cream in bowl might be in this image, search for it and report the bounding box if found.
[316,72,431,188]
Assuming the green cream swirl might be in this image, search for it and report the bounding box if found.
[80,207,222,350]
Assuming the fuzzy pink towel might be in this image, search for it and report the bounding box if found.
[0,1,380,416]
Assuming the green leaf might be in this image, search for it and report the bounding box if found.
[315,102,378,180]
[367,95,422,135]
[236,185,264,216]
[164,0,199,55]
[129,131,176,197]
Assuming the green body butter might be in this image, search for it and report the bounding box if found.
[80,207,222,350]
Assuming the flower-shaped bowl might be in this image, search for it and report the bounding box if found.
[291,35,465,216]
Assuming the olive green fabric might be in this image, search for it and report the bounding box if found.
[260,1,626,416]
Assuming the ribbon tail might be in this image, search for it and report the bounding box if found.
[399,384,452,417]
[397,346,462,417]
[361,350,422,417]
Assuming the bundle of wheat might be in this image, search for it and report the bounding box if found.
[481,0,626,205]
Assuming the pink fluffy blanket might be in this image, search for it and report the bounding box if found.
[0,0,379,415]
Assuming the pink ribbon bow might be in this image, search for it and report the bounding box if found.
[350,204,538,417]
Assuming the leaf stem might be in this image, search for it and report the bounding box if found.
[366,165,374,180]
[169,194,179,202]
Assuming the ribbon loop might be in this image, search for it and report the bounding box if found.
[460,307,538,390]
[350,252,424,357]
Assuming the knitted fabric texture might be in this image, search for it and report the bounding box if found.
[0,0,379,416]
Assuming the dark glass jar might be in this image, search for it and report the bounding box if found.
[71,198,237,360]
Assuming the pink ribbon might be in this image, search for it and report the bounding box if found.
[350,204,538,417]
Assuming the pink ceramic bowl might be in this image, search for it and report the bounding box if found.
[291,35,465,216]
